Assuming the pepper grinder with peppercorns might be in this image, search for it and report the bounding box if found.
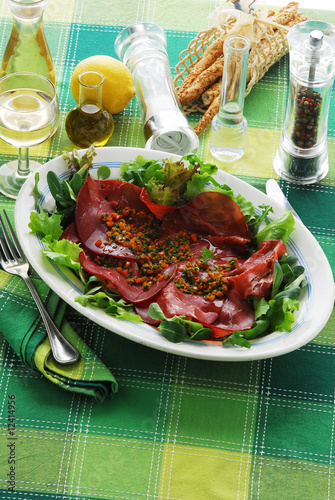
[274,20,335,184]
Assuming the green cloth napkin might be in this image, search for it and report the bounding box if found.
[0,270,118,403]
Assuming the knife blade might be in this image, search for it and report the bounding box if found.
[265,179,301,221]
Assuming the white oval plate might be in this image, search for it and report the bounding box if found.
[15,147,334,361]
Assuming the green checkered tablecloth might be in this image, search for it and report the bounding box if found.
[0,0,334,499]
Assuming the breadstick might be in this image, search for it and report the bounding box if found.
[178,57,225,103]
[287,12,307,26]
[271,2,299,26]
[202,79,222,106]
[195,11,306,134]
[227,54,242,102]
[194,95,220,135]
[247,12,307,82]
[180,3,297,104]
[252,2,298,46]
[196,51,242,134]
[246,10,306,84]
[178,32,227,95]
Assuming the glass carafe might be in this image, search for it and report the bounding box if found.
[210,35,250,162]
[65,70,114,148]
[274,21,335,184]
[1,0,55,84]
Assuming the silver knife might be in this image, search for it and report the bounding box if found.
[265,179,301,221]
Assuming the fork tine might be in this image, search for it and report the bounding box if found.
[2,209,23,259]
[0,214,15,262]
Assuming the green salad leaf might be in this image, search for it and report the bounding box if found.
[148,303,212,343]
[62,144,97,176]
[42,237,81,271]
[256,211,295,245]
[29,211,63,240]
[75,291,143,322]
[120,155,164,186]
[148,160,198,206]
[119,153,218,207]
[223,255,307,348]
[97,165,111,179]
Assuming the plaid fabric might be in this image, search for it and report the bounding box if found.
[0,273,117,401]
[0,1,334,499]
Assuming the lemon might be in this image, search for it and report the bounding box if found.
[70,55,136,114]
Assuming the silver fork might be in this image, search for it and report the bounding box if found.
[0,209,80,365]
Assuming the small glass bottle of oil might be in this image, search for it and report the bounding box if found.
[65,70,114,148]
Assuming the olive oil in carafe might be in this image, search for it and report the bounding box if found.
[65,70,114,148]
[66,103,114,148]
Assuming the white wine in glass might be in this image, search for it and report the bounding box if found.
[0,72,59,198]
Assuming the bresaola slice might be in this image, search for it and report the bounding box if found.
[75,176,151,258]
[164,190,251,239]
[79,251,178,304]
[210,290,255,338]
[60,222,80,244]
[146,281,223,324]
[139,188,178,219]
[227,240,286,299]
[66,177,287,340]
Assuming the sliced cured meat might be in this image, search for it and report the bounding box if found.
[135,285,254,339]
[165,191,251,240]
[64,177,288,341]
[139,188,178,219]
[210,290,255,338]
[227,240,286,299]
[207,235,251,251]
[75,176,151,258]
[228,240,286,276]
[80,251,177,304]
[60,222,80,244]
[149,281,222,325]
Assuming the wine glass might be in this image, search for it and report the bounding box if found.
[0,72,59,198]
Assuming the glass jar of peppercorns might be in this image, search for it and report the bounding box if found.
[274,20,335,184]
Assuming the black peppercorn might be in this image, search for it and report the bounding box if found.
[291,88,322,149]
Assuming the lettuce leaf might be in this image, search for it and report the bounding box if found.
[183,154,218,201]
[256,211,295,245]
[62,144,97,177]
[120,154,218,207]
[29,211,81,270]
[28,211,63,240]
[120,155,165,186]
[41,236,81,271]
[146,158,198,206]
[75,291,143,322]
[223,256,307,348]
